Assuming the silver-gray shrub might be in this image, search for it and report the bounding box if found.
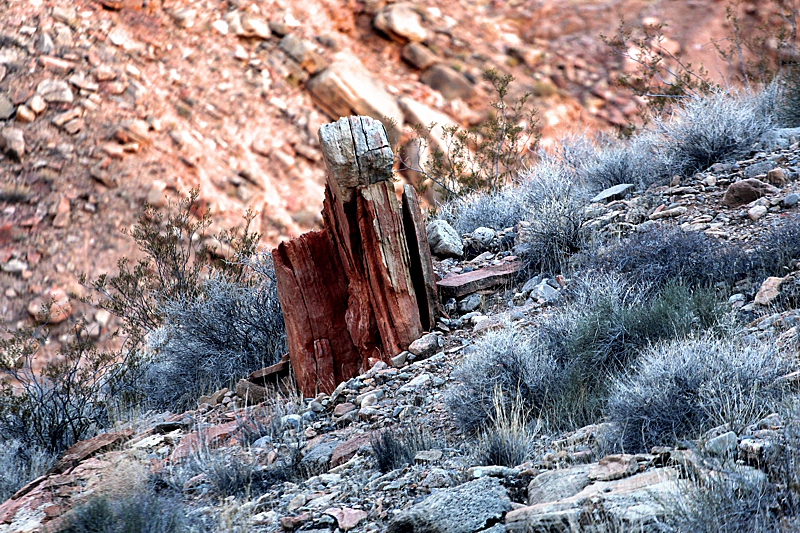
[657,89,775,176]
[605,337,791,453]
[446,324,566,433]
[140,258,286,411]
[0,440,56,502]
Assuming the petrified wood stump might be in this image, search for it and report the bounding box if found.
[273,116,438,396]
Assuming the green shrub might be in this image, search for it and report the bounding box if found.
[605,337,790,453]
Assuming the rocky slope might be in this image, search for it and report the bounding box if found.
[3,127,800,532]
[0,0,788,335]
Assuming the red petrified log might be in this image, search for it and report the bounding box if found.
[273,116,437,396]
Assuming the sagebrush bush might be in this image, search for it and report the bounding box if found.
[371,427,438,473]
[660,463,800,533]
[588,218,800,290]
[446,324,565,433]
[0,440,56,502]
[436,184,535,235]
[605,337,790,453]
[514,162,590,274]
[570,133,671,191]
[140,260,285,411]
[63,485,188,533]
[658,89,774,176]
[448,274,726,432]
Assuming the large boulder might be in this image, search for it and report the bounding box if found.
[307,53,403,133]
[420,64,476,100]
[374,2,427,43]
[387,476,511,533]
[722,178,779,207]
[427,220,463,258]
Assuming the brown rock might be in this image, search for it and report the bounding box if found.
[0,127,25,158]
[755,276,785,305]
[420,64,476,100]
[722,178,779,207]
[15,105,35,123]
[324,507,368,531]
[766,168,787,186]
[437,260,521,299]
[235,378,268,406]
[306,54,403,133]
[374,3,427,43]
[330,433,373,467]
[49,431,133,474]
[333,402,357,417]
[402,42,439,70]
[280,512,310,530]
[588,454,638,481]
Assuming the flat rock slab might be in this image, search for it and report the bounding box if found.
[437,260,520,299]
[49,430,133,475]
[591,183,634,203]
[387,476,510,533]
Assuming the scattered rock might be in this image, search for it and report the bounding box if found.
[0,127,25,158]
[420,64,476,100]
[387,477,511,533]
[427,220,463,258]
[36,79,74,103]
[706,431,738,456]
[754,276,784,306]
[527,465,591,504]
[408,332,442,358]
[324,507,367,531]
[590,183,634,203]
[374,3,428,43]
[722,178,779,207]
[748,205,768,221]
[402,42,439,69]
[235,378,267,405]
[589,454,638,481]
[0,92,14,120]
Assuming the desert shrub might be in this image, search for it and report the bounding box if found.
[589,218,800,290]
[0,440,56,502]
[588,226,746,288]
[574,133,672,191]
[62,485,187,533]
[371,427,438,473]
[0,319,134,455]
[405,69,539,201]
[473,389,539,468]
[514,162,590,274]
[446,325,565,434]
[658,90,774,176]
[605,337,790,453]
[778,67,800,127]
[660,464,800,533]
[139,259,285,411]
[436,184,535,235]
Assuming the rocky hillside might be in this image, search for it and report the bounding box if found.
[0,0,788,333]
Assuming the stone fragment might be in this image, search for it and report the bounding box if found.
[591,183,634,203]
[391,351,409,367]
[783,193,799,207]
[414,449,443,463]
[706,431,738,456]
[471,227,496,250]
[722,178,779,207]
[300,439,339,473]
[437,261,520,299]
[36,79,73,103]
[50,431,133,474]
[15,105,35,123]
[648,206,687,220]
[331,434,372,467]
[241,14,271,39]
[744,161,774,179]
[397,373,432,394]
[387,477,510,533]
[527,465,591,504]
[531,279,560,303]
[324,508,367,531]
[279,34,327,74]
[307,53,403,130]
[420,64,476,100]
[0,127,25,158]
[28,94,46,113]
[589,454,638,481]
[754,276,784,305]
[374,3,428,42]
[407,332,442,358]
[0,92,14,120]
[402,42,439,69]
[458,293,482,313]
[333,403,356,417]
[748,205,768,221]
[426,220,463,257]
[235,378,267,405]
[766,168,787,186]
